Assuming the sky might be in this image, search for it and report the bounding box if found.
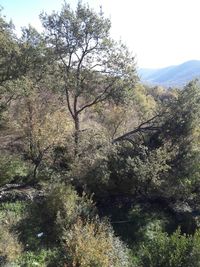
[1,0,200,69]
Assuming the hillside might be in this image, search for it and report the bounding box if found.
[139,60,200,87]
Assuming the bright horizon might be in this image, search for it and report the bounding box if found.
[1,0,200,69]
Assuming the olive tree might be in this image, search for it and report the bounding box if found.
[40,2,137,154]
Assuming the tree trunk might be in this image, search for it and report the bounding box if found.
[33,162,39,180]
[74,114,80,156]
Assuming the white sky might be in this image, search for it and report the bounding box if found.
[1,0,200,68]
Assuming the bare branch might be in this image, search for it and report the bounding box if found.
[112,114,161,143]
[77,79,116,114]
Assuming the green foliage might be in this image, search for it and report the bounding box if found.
[105,142,173,196]
[102,202,176,250]
[15,185,131,267]
[128,205,173,243]
[0,154,30,186]
[148,80,200,199]
[0,227,22,265]
[17,201,50,251]
[0,201,26,224]
[0,202,25,265]
[0,10,20,126]
[0,10,20,86]
[16,248,61,267]
[62,217,130,267]
[132,83,157,120]
[16,184,95,251]
[40,1,137,153]
[46,184,96,237]
[137,228,200,267]
[1,2,200,267]
[67,128,115,194]
[20,25,48,77]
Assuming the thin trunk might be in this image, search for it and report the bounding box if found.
[33,162,39,180]
[32,155,42,180]
[74,114,80,156]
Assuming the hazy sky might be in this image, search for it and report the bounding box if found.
[1,0,200,68]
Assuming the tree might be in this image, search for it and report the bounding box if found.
[13,86,72,180]
[0,10,21,126]
[0,10,20,86]
[40,2,137,155]
[0,13,49,129]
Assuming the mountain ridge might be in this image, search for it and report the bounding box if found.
[138,60,200,87]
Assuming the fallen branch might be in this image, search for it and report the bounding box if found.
[112,114,162,143]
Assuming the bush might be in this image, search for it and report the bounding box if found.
[0,226,22,265]
[0,202,26,265]
[63,217,130,267]
[0,201,26,225]
[16,184,96,250]
[0,154,30,186]
[137,228,200,267]
[127,205,175,243]
[15,248,61,267]
[46,184,96,239]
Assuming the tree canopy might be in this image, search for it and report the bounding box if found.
[40,2,137,153]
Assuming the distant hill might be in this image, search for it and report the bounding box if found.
[138,60,200,87]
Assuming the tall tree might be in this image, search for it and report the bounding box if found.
[40,2,137,154]
[0,10,20,86]
[0,10,21,125]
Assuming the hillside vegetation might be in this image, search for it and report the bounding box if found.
[1,3,200,266]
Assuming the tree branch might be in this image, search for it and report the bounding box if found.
[77,79,116,114]
[113,114,161,143]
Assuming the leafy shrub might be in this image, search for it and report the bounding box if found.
[17,201,50,251]
[0,202,26,265]
[66,128,114,195]
[0,226,22,265]
[46,184,96,239]
[16,184,96,250]
[15,184,131,267]
[63,217,130,267]
[137,228,200,267]
[0,201,42,253]
[127,205,175,243]
[16,248,61,267]
[0,201,26,225]
[0,154,30,186]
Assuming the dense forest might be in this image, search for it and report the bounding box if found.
[1,2,200,266]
